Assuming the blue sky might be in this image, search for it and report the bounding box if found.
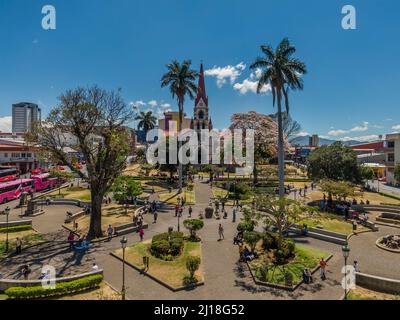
[0,0,399,141]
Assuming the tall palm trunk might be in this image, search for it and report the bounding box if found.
[276,89,285,199]
[178,98,183,193]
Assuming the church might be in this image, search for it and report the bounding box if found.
[158,63,213,135]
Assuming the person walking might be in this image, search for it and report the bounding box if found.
[139,228,145,241]
[107,224,114,241]
[175,204,179,217]
[319,258,327,280]
[67,232,75,250]
[153,211,158,224]
[188,205,193,218]
[16,237,22,254]
[232,207,237,223]
[353,261,360,273]
[218,224,224,241]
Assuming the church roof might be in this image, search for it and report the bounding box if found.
[195,63,208,106]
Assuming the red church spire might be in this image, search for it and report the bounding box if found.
[195,63,208,106]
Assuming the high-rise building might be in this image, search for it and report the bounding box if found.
[309,134,320,147]
[12,102,41,133]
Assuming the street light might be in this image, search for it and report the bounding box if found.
[177,210,182,232]
[120,236,128,300]
[3,206,10,253]
[342,243,351,300]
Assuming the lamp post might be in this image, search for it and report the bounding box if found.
[342,243,351,300]
[4,206,10,253]
[177,210,182,232]
[120,236,128,300]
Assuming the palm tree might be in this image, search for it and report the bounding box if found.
[161,60,198,193]
[135,111,157,137]
[250,38,307,199]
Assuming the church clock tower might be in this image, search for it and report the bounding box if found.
[193,63,212,135]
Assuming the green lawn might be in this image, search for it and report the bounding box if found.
[0,233,44,258]
[348,288,400,300]
[159,189,196,205]
[299,213,366,235]
[114,240,203,289]
[249,244,330,287]
[47,187,91,201]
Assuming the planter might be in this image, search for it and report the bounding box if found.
[205,207,214,219]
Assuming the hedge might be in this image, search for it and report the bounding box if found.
[0,225,32,234]
[379,192,400,201]
[5,274,103,300]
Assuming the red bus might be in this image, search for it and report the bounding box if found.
[31,173,58,192]
[0,179,34,204]
[0,167,18,183]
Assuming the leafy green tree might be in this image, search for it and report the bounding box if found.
[255,195,316,250]
[243,231,261,253]
[186,255,201,281]
[360,166,374,182]
[320,180,356,201]
[27,86,132,238]
[161,60,198,193]
[49,169,75,195]
[250,38,307,198]
[394,163,400,185]
[135,111,157,141]
[112,176,143,214]
[183,219,204,240]
[308,142,361,183]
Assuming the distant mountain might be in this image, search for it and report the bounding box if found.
[290,135,361,147]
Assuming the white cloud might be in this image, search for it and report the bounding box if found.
[233,76,271,95]
[295,132,310,137]
[205,62,246,88]
[392,124,400,130]
[328,122,369,136]
[233,68,271,95]
[0,116,12,132]
[160,103,171,109]
[339,135,380,142]
[130,100,146,108]
[350,121,369,133]
[148,100,158,108]
[328,129,348,136]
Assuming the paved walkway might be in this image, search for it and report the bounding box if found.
[3,179,400,300]
[94,180,346,300]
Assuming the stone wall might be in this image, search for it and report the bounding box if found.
[356,272,400,295]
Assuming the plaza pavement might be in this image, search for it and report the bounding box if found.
[2,179,400,299]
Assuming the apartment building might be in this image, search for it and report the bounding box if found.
[384,133,400,185]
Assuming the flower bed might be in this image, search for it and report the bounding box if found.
[248,244,330,290]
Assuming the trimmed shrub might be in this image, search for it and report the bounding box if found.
[151,240,170,257]
[284,272,294,287]
[261,232,279,251]
[243,231,261,252]
[237,221,255,233]
[186,255,201,280]
[183,219,204,241]
[5,274,103,300]
[150,232,184,260]
[0,225,32,234]
[274,239,296,265]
